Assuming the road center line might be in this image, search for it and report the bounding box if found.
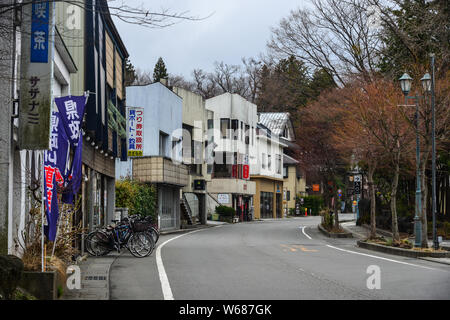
[300,226,312,240]
[326,244,441,271]
[156,227,215,300]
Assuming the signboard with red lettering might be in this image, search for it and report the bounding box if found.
[243,164,249,179]
[127,107,144,157]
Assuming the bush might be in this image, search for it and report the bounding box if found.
[322,211,334,230]
[215,205,235,217]
[116,179,157,221]
[303,196,324,216]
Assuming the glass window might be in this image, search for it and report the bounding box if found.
[268,154,272,170]
[283,166,288,178]
[220,118,230,139]
[276,154,282,174]
[231,119,239,140]
[260,192,274,219]
[262,153,266,169]
[245,124,250,145]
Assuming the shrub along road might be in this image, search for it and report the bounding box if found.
[109,217,450,300]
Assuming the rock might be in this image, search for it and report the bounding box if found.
[0,255,24,299]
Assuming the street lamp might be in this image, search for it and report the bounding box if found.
[398,71,430,248]
[428,55,439,250]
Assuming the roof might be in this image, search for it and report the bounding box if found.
[283,153,299,165]
[258,112,295,141]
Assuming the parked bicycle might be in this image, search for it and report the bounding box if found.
[85,216,155,258]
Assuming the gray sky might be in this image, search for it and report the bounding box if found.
[113,0,307,80]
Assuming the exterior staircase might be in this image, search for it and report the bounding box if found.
[180,194,194,225]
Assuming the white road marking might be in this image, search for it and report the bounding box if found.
[300,226,312,240]
[156,227,215,300]
[326,244,441,271]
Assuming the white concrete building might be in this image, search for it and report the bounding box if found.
[205,93,257,221]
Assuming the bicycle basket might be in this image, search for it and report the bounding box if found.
[131,220,151,233]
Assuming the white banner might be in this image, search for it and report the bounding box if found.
[127,107,144,157]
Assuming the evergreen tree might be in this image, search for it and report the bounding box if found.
[153,57,168,83]
[124,58,137,86]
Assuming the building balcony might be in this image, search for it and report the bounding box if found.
[132,156,188,186]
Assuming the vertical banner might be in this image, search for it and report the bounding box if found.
[19,0,55,150]
[43,111,70,241]
[127,107,144,157]
[54,95,88,204]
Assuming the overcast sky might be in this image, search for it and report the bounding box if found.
[112,0,307,80]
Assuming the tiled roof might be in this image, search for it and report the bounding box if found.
[258,112,290,136]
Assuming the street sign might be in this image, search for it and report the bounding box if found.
[194,179,206,191]
[127,107,144,157]
[217,194,230,204]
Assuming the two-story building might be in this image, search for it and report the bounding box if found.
[205,93,257,221]
[258,113,306,215]
[250,122,286,219]
[116,82,188,231]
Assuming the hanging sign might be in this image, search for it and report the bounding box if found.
[19,0,55,150]
[127,107,144,157]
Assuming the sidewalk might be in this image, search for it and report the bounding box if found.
[63,223,217,300]
[62,253,119,300]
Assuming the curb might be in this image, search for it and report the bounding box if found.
[418,257,450,266]
[357,240,450,258]
[317,224,353,238]
[160,224,215,235]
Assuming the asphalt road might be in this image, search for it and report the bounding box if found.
[110,217,450,300]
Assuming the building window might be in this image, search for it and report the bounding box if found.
[287,190,291,201]
[262,153,266,169]
[276,154,282,174]
[159,131,168,157]
[220,118,230,139]
[231,119,239,140]
[240,121,244,141]
[283,166,288,178]
[245,124,250,145]
[268,154,272,170]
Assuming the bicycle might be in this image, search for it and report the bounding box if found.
[85,218,154,258]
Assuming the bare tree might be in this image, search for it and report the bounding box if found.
[268,0,381,86]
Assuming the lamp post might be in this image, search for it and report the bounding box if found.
[425,55,439,250]
[398,71,430,248]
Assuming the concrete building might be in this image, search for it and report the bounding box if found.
[54,0,129,248]
[205,93,257,221]
[116,82,188,231]
[258,112,306,215]
[172,86,213,225]
[251,123,286,219]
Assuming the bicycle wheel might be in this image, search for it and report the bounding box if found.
[128,232,154,258]
[148,226,159,244]
[85,230,112,256]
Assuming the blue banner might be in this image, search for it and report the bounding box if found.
[55,95,87,205]
[43,111,70,241]
[30,1,50,63]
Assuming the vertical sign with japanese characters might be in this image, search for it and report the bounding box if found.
[127,107,144,157]
[19,1,55,150]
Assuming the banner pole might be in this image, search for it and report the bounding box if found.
[41,150,45,272]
